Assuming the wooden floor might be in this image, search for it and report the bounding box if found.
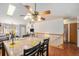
[49,43,79,56]
[0,43,79,56]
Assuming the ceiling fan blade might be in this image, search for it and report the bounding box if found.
[25,5,34,14]
[39,10,51,16]
[41,17,45,20]
[36,17,45,21]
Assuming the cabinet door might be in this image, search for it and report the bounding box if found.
[70,23,77,44]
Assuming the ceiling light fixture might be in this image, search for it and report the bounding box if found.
[31,19,34,21]
[24,16,29,20]
[37,16,41,21]
[7,4,16,16]
[24,13,32,20]
[25,3,51,22]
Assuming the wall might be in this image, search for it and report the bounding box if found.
[0,16,27,37]
[0,16,27,25]
[77,17,79,47]
[33,18,64,46]
[77,30,79,47]
[64,18,77,24]
[34,18,64,34]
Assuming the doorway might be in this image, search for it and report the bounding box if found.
[64,24,69,43]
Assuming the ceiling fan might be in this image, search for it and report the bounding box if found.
[24,3,51,21]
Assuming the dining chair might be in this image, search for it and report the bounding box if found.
[40,38,49,56]
[23,42,41,56]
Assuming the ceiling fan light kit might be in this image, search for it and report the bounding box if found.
[24,3,51,22]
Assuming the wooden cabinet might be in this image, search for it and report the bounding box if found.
[70,23,77,44]
[64,23,77,44]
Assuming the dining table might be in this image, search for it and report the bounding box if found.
[2,37,45,56]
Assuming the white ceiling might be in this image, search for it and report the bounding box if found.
[0,3,79,17]
[0,3,79,24]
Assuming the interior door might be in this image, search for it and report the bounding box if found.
[70,23,77,44]
[64,24,68,43]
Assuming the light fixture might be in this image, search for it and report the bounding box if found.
[38,18,41,21]
[7,4,16,16]
[24,16,29,20]
[37,15,41,21]
[24,13,32,20]
[32,19,34,21]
